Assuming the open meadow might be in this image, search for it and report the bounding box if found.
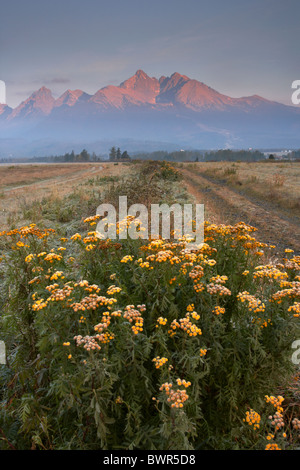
[179,160,300,255]
[0,160,299,450]
[0,162,127,229]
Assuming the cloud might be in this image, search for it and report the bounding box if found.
[45,78,71,85]
[32,77,71,85]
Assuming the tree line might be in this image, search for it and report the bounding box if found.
[109,147,131,161]
[130,149,266,162]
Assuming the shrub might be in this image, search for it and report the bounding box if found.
[0,219,299,450]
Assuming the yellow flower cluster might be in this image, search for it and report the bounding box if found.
[83,215,100,225]
[123,304,145,334]
[253,265,288,281]
[265,443,281,450]
[244,409,261,429]
[268,411,285,430]
[74,335,101,351]
[83,232,99,244]
[156,317,167,327]
[156,250,181,264]
[137,258,153,269]
[284,255,300,271]
[25,254,35,263]
[94,312,112,333]
[193,282,205,293]
[47,285,73,302]
[200,348,207,357]
[190,310,200,320]
[116,215,146,237]
[1,224,55,240]
[209,275,228,284]
[32,298,48,311]
[152,356,168,369]
[106,285,122,295]
[168,310,202,337]
[176,378,191,387]
[252,317,272,328]
[237,291,265,313]
[121,255,134,263]
[111,309,122,317]
[207,283,231,296]
[186,304,195,312]
[70,233,82,241]
[203,259,217,267]
[81,283,101,294]
[159,379,191,408]
[292,418,300,430]
[288,302,300,318]
[31,283,73,311]
[179,316,202,337]
[85,244,95,251]
[265,395,284,413]
[97,332,115,344]
[43,252,63,263]
[271,282,300,304]
[189,265,204,281]
[70,294,116,312]
[28,276,41,285]
[50,271,65,281]
[212,306,225,316]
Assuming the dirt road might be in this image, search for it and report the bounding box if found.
[180,166,300,256]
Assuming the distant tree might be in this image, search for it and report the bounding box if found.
[109,146,117,161]
[204,149,264,162]
[269,154,275,160]
[79,149,90,162]
[116,147,121,160]
[121,150,131,160]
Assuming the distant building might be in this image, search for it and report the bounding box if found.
[0,80,6,104]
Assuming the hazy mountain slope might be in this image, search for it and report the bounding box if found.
[1,70,299,157]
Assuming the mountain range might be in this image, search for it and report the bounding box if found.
[1,70,300,157]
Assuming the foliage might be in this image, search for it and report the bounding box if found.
[0,162,299,450]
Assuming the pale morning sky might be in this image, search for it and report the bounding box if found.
[1,0,299,108]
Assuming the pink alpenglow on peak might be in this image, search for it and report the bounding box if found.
[9,87,55,119]
[1,70,299,155]
[55,89,91,107]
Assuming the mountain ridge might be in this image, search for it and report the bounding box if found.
[1,70,300,156]
[5,70,287,118]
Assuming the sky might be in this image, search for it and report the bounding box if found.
[1,0,299,108]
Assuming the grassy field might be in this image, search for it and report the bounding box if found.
[187,160,300,214]
[0,162,130,229]
[178,160,300,255]
[0,160,299,450]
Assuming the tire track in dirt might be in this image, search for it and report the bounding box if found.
[0,166,104,229]
[2,166,101,193]
[180,167,300,255]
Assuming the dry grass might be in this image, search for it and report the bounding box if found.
[0,162,132,228]
[182,161,300,214]
[0,163,94,188]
